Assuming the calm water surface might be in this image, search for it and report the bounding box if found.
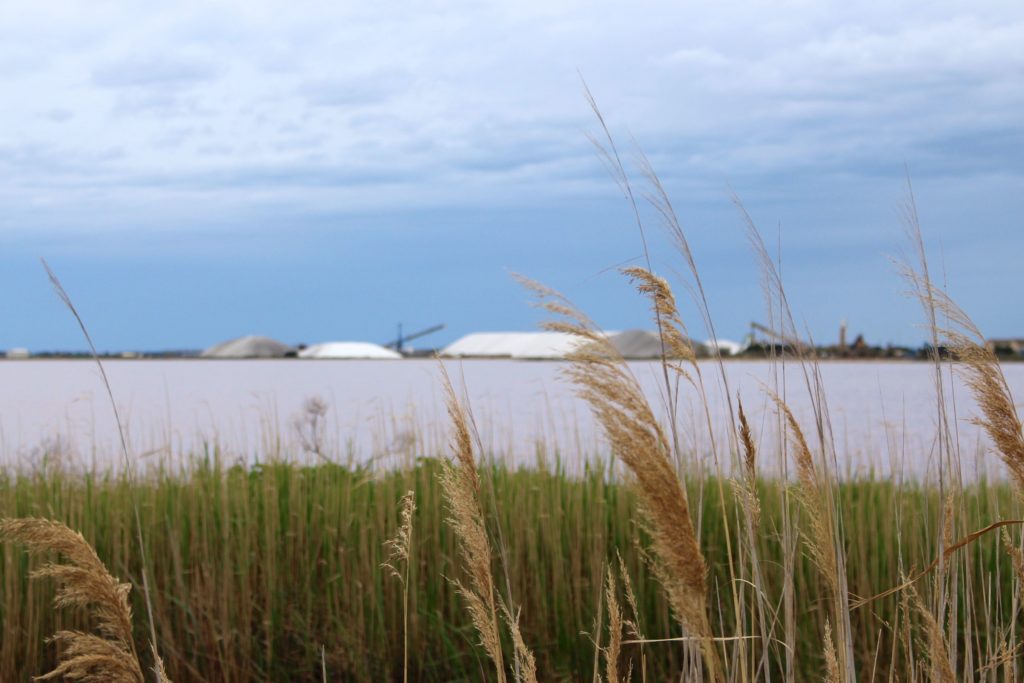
[0,358,1018,479]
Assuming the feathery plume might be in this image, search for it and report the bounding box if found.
[735,398,761,529]
[437,368,507,682]
[768,394,838,594]
[616,552,644,643]
[152,645,172,683]
[621,266,697,370]
[898,199,1024,495]
[519,275,723,681]
[501,603,538,683]
[767,391,856,681]
[383,490,416,585]
[906,580,955,683]
[0,517,157,683]
[1002,529,1024,584]
[604,567,624,683]
[823,621,840,683]
[383,490,416,683]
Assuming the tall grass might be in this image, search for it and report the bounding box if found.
[0,450,1021,680]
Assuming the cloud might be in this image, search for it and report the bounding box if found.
[44,108,74,122]
[92,56,218,89]
[0,0,1018,238]
[298,71,412,107]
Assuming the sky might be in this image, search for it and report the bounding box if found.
[1,1,1022,352]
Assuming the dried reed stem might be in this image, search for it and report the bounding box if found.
[520,276,723,681]
[621,266,697,371]
[604,567,624,683]
[823,621,840,683]
[769,395,838,594]
[907,268,1024,495]
[906,580,955,683]
[0,517,160,683]
[736,398,761,530]
[1002,529,1024,584]
[40,260,162,666]
[501,603,538,683]
[768,392,854,680]
[151,644,172,683]
[436,369,507,683]
[383,490,416,683]
[617,553,646,681]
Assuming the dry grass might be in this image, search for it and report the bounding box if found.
[520,273,724,681]
[906,580,955,683]
[41,262,161,660]
[437,370,508,682]
[770,395,838,592]
[604,566,624,683]
[0,517,163,682]
[904,268,1024,496]
[621,266,698,371]
[735,398,761,530]
[438,367,538,683]
[383,490,416,683]
[502,602,538,683]
[768,392,854,680]
[823,621,840,683]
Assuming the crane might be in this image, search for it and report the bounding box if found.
[748,321,810,353]
[384,323,446,354]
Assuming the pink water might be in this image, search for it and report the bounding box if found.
[0,358,1017,480]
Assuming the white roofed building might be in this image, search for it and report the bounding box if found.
[442,330,720,360]
[441,332,593,359]
[298,342,402,360]
[704,338,747,356]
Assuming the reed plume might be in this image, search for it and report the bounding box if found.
[151,645,171,683]
[0,517,161,682]
[621,266,697,371]
[768,392,854,680]
[904,267,1024,494]
[519,275,723,681]
[436,370,507,682]
[383,491,416,585]
[383,490,416,683]
[769,395,838,593]
[735,398,761,529]
[617,553,644,641]
[1002,529,1024,584]
[905,580,955,683]
[501,603,538,683]
[604,566,624,683]
[617,552,646,681]
[823,621,840,683]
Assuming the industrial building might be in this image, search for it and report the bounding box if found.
[440,330,719,360]
[439,332,583,359]
[298,342,402,359]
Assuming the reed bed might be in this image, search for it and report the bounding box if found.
[0,450,1019,681]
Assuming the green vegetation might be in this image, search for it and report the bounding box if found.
[0,452,1018,681]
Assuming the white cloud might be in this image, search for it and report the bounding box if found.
[0,0,1020,232]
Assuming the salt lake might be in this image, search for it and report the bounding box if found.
[0,358,1018,480]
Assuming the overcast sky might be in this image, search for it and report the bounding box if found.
[1,1,1021,351]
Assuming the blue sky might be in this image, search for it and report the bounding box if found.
[1,1,1022,351]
